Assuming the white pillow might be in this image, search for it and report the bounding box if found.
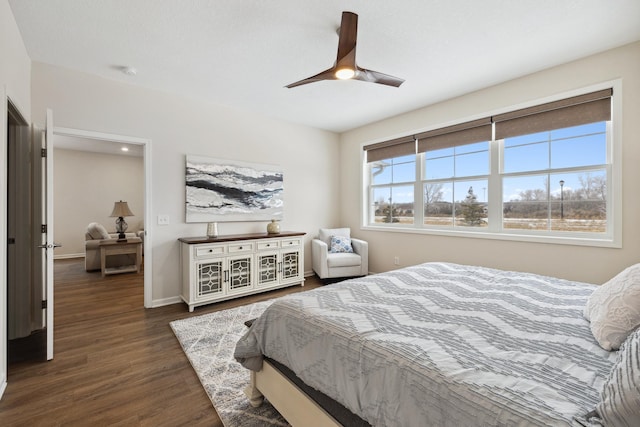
[584,263,640,350]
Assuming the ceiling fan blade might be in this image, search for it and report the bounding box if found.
[285,67,337,88]
[355,67,405,87]
[335,11,358,70]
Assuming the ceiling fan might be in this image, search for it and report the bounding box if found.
[285,11,405,89]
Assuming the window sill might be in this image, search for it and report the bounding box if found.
[362,224,620,248]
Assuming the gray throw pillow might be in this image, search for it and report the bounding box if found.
[597,327,640,426]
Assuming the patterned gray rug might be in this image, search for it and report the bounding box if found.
[170,301,289,427]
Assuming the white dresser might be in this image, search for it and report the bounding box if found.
[179,232,305,311]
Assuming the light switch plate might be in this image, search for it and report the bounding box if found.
[157,215,170,225]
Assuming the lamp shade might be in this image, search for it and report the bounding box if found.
[110,200,134,218]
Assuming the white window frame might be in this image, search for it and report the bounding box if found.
[361,80,622,248]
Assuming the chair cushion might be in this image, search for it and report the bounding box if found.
[318,228,351,247]
[329,235,353,253]
[327,253,361,268]
[584,263,640,350]
[87,222,110,240]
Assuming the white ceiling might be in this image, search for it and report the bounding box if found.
[9,0,640,133]
[54,135,144,157]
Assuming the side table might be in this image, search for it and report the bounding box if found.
[99,237,143,278]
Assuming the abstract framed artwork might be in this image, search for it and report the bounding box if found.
[185,155,284,223]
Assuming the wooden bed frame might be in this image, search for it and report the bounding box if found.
[244,359,342,427]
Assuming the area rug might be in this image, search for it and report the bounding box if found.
[170,300,289,427]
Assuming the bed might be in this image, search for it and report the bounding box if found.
[234,262,629,426]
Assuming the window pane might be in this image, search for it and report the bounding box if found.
[503,175,549,231]
[392,161,416,182]
[502,171,607,233]
[504,131,549,148]
[424,182,453,226]
[425,147,454,159]
[455,141,489,154]
[550,122,606,139]
[503,141,549,173]
[551,133,606,169]
[372,187,391,223]
[392,186,415,224]
[550,171,606,233]
[453,181,488,227]
[371,161,392,185]
[371,157,415,185]
[425,156,453,179]
[372,186,414,224]
[455,150,489,177]
[425,142,488,180]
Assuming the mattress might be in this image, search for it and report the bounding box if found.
[235,262,615,426]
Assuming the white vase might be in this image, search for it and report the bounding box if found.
[266,219,280,234]
[207,222,218,238]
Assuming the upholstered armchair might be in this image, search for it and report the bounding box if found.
[84,222,137,271]
[311,227,368,280]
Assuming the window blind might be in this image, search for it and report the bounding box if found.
[364,135,416,163]
[416,117,492,153]
[493,88,612,140]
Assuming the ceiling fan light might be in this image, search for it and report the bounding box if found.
[335,68,355,80]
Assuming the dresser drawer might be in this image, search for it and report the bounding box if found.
[228,242,254,253]
[281,238,301,248]
[257,241,279,250]
[195,245,225,257]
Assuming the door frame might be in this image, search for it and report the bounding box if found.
[52,126,153,308]
[1,88,8,398]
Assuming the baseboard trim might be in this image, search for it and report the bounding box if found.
[149,296,182,309]
[54,253,84,260]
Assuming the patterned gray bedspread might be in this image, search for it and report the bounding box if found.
[234,262,615,426]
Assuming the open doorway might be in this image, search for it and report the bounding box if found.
[50,127,152,309]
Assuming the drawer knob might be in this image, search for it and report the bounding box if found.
[209,249,213,252]
[239,246,243,250]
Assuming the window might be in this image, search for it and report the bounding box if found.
[363,87,616,245]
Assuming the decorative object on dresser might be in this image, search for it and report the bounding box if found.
[311,227,368,280]
[179,232,305,312]
[109,200,135,241]
[185,155,284,223]
[206,222,219,238]
[266,219,280,234]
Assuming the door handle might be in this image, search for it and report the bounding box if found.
[38,243,63,249]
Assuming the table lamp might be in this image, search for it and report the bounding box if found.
[110,200,134,241]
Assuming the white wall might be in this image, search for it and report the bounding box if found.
[31,62,340,304]
[1,0,32,399]
[53,148,144,257]
[340,41,640,284]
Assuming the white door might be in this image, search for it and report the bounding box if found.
[42,109,56,360]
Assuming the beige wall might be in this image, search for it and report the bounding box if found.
[1,0,31,122]
[340,41,640,284]
[53,148,144,257]
[31,62,341,304]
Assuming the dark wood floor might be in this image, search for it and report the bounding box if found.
[0,258,322,426]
